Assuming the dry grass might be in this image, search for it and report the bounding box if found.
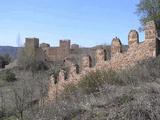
[1,56,160,120]
[35,56,160,120]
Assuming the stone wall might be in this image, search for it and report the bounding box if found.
[71,44,79,49]
[81,55,92,70]
[25,38,97,66]
[25,39,72,62]
[42,40,71,61]
[48,20,160,101]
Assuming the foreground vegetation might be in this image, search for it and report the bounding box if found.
[1,55,160,120]
[39,56,160,120]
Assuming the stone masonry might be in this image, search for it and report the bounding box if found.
[25,38,98,69]
[48,20,160,101]
[25,39,71,62]
[111,37,122,57]
[81,55,92,71]
[128,30,139,47]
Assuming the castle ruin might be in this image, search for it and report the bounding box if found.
[24,20,160,100]
[47,20,160,100]
[25,37,98,68]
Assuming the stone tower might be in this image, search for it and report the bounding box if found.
[25,38,39,49]
[25,38,39,57]
[59,40,71,59]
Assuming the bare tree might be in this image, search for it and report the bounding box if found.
[12,81,34,120]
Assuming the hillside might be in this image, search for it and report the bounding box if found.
[0,46,18,59]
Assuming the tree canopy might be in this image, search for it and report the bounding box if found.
[136,0,160,27]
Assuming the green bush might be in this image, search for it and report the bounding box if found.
[3,53,12,65]
[0,54,12,66]
[0,70,16,82]
[77,69,125,94]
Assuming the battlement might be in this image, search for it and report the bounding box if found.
[111,37,122,56]
[128,30,139,47]
[48,20,160,101]
[24,39,73,61]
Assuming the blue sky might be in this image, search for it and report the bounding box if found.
[0,0,142,47]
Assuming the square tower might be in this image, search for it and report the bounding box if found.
[60,40,71,50]
[59,40,71,59]
[25,38,39,49]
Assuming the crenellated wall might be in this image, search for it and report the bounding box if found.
[48,20,160,101]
